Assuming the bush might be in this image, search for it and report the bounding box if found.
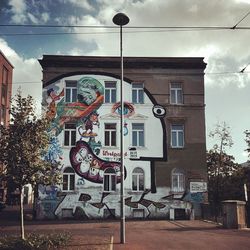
[0,232,71,250]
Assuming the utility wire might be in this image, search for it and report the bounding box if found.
[0,24,250,29]
[231,10,250,29]
[1,27,249,37]
[11,71,250,85]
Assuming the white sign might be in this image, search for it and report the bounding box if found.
[130,150,138,159]
[190,182,207,193]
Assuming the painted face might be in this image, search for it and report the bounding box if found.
[80,161,90,174]
[90,114,99,122]
[114,165,121,177]
[89,166,99,176]
[78,88,96,105]
[78,148,88,161]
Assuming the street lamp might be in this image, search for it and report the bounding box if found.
[112,12,129,244]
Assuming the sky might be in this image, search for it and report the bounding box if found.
[0,0,250,163]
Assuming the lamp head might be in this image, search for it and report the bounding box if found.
[113,13,130,26]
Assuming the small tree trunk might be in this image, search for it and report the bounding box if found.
[19,186,25,240]
[32,184,38,220]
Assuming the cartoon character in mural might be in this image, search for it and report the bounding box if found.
[45,88,64,120]
[78,111,102,155]
[78,111,100,137]
[46,77,104,136]
[70,140,125,184]
[44,135,63,163]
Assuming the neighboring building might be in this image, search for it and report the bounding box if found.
[37,55,207,220]
[0,51,13,203]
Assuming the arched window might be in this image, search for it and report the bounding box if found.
[63,167,75,191]
[104,168,116,192]
[171,168,185,192]
[132,167,144,191]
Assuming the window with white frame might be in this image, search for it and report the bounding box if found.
[63,167,75,191]
[132,167,144,191]
[171,168,185,192]
[132,83,144,104]
[132,123,145,147]
[64,123,76,146]
[105,81,117,103]
[104,168,116,192]
[171,124,184,148]
[65,80,77,103]
[104,123,117,147]
[170,83,183,104]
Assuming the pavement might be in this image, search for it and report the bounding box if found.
[1,205,250,250]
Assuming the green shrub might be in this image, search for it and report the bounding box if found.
[0,232,71,250]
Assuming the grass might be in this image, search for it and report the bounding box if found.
[0,232,71,250]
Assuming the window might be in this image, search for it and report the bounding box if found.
[171,168,185,192]
[65,80,77,103]
[132,167,144,191]
[63,167,75,191]
[104,168,116,192]
[132,123,145,147]
[171,124,184,148]
[105,81,116,103]
[104,123,117,147]
[170,83,183,104]
[132,83,144,104]
[1,67,8,105]
[64,123,76,146]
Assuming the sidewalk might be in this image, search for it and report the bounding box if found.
[1,206,250,249]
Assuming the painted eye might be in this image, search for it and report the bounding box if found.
[152,105,166,118]
[76,153,83,163]
[112,102,135,118]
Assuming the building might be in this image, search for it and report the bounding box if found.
[37,55,207,220]
[0,51,13,202]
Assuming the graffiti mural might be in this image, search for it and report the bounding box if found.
[38,74,180,220]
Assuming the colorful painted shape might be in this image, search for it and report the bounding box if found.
[70,140,126,184]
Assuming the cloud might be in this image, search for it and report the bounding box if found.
[66,0,94,11]
[0,38,42,111]
[41,12,50,23]
[8,0,50,24]
[9,0,27,23]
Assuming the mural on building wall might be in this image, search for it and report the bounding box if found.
[40,73,205,218]
[70,140,124,184]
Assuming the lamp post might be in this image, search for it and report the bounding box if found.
[112,12,129,244]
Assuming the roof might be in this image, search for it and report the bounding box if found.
[39,55,206,70]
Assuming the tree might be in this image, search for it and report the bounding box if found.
[0,92,61,240]
[245,130,250,159]
[207,151,244,203]
[207,122,238,220]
